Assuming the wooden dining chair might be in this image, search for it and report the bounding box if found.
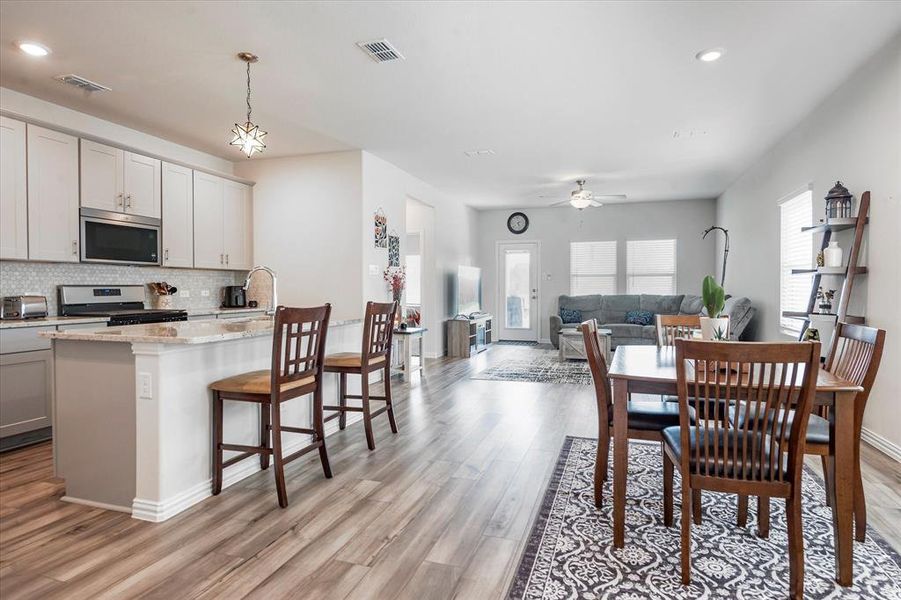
[737,322,886,540]
[656,314,701,347]
[581,319,685,517]
[324,301,398,451]
[663,339,820,599]
[210,304,332,508]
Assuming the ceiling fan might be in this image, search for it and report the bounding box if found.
[548,180,626,209]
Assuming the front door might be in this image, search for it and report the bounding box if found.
[497,242,540,341]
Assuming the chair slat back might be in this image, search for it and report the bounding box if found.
[824,322,885,412]
[656,314,702,347]
[362,301,398,362]
[674,339,820,484]
[270,304,331,397]
[581,319,612,422]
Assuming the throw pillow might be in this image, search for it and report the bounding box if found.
[559,307,582,324]
[624,309,654,326]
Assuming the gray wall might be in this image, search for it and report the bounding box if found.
[715,35,900,452]
[477,199,717,340]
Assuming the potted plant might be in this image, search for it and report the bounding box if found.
[699,275,729,341]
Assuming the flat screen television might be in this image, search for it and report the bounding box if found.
[456,266,482,316]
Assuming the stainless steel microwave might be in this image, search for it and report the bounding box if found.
[80,208,161,266]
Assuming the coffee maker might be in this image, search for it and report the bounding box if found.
[222,285,247,308]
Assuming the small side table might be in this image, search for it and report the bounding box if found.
[393,327,427,379]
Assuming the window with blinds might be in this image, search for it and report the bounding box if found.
[406,254,421,306]
[626,239,677,294]
[780,190,813,332]
[570,241,617,295]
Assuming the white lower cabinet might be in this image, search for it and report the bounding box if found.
[0,326,55,447]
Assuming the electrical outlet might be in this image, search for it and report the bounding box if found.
[139,373,152,399]
[369,264,380,275]
[200,289,210,297]
[179,290,190,298]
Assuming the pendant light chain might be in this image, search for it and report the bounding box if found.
[246,60,253,123]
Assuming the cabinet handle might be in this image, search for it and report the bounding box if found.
[164,248,169,261]
[225,254,229,265]
[116,192,124,208]
[72,240,78,255]
[220,254,224,265]
[125,194,132,209]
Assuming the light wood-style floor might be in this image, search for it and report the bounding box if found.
[1,345,899,599]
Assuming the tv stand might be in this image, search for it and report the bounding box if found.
[446,314,493,358]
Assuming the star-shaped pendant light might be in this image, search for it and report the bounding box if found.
[229,52,267,158]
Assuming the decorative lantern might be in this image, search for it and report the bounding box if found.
[824,181,853,220]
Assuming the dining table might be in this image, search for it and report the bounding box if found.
[607,344,863,586]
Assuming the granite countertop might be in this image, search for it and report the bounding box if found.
[41,316,363,345]
[0,315,110,329]
[186,307,268,316]
[0,307,266,330]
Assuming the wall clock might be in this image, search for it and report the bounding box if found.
[507,212,529,235]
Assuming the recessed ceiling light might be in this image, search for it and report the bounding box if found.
[695,47,725,62]
[17,41,51,57]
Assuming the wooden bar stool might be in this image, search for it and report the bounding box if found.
[324,301,398,451]
[210,304,332,508]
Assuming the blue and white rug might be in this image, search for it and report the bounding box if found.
[509,437,901,599]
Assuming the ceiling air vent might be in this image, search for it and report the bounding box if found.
[356,39,405,63]
[54,74,112,93]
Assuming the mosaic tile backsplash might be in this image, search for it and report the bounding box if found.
[0,261,245,316]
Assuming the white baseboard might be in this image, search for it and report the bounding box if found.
[61,496,132,514]
[861,427,901,463]
[131,412,365,523]
[539,337,551,344]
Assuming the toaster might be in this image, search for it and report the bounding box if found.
[1,296,49,320]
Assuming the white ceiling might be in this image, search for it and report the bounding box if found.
[1,1,899,208]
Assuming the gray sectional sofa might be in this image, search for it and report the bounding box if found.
[549,293,755,349]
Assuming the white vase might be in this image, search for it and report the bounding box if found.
[699,316,730,341]
[824,241,843,268]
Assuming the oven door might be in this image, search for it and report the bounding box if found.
[80,209,161,266]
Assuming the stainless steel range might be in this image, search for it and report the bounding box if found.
[58,285,187,326]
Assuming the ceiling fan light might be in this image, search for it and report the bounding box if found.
[570,196,592,210]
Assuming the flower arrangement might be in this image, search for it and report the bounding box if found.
[383,266,406,303]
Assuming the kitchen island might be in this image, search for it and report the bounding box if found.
[42,316,363,522]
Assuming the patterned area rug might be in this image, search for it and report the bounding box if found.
[509,437,901,599]
[473,350,592,385]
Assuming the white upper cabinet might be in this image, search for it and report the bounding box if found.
[27,125,80,262]
[0,116,28,260]
[192,172,252,271]
[193,171,225,269]
[223,180,253,271]
[161,162,194,268]
[123,151,161,218]
[80,140,124,212]
[80,140,161,218]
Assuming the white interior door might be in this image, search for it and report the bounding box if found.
[497,242,540,341]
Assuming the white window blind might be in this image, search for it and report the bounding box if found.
[626,239,677,294]
[406,254,421,306]
[570,241,617,295]
[780,190,813,332]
